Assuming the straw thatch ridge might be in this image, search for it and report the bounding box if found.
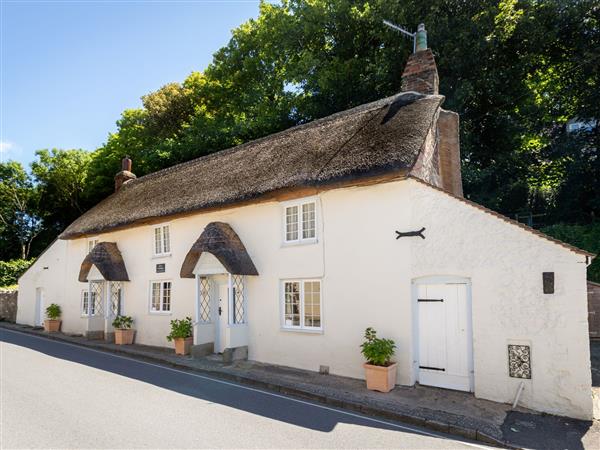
[60,92,443,239]
[79,242,130,282]
[180,222,258,277]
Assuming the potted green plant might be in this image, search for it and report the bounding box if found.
[112,315,135,345]
[360,327,397,392]
[44,303,62,332]
[166,317,193,355]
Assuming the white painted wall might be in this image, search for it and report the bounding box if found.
[17,177,592,419]
[407,178,592,419]
[17,239,68,326]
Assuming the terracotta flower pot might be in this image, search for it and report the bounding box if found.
[44,319,61,332]
[363,362,397,392]
[174,337,193,355]
[114,329,135,345]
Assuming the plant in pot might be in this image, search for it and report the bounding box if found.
[166,316,193,355]
[44,303,62,332]
[360,327,397,392]
[112,315,135,345]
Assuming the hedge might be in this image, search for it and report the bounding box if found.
[541,222,600,283]
[0,259,34,288]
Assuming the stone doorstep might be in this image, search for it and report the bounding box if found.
[1,324,515,449]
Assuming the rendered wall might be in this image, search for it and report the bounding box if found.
[17,239,68,326]
[408,178,592,420]
[16,177,592,419]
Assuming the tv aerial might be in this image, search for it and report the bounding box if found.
[383,20,428,53]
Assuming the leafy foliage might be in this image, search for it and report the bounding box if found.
[0,259,34,287]
[542,223,600,282]
[360,327,396,366]
[1,0,598,278]
[45,303,61,320]
[112,315,134,329]
[166,317,193,341]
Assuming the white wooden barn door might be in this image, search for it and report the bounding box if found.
[417,283,473,392]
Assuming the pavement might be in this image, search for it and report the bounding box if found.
[2,323,600,449]
[2,328,491,449]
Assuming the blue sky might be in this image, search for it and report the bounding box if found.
[1,0,262,167]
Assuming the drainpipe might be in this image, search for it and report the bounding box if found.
[512,381,525,409]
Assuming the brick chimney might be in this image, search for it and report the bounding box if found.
[401,25,463,196]
[114,156,136,191]
[401,24,439,95]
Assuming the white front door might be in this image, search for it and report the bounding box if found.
[35,288,44,326]
[215,282,229,353]
[416,282,473,392]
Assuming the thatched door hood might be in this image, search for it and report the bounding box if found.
[79,242,129,282]
[180,222,258,278]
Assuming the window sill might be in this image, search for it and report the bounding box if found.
[149,311,172,315]
[280,327,323,334]
[281,238,318,248]
[152,253,172,259]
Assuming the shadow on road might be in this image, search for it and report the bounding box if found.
[0,329,456,442]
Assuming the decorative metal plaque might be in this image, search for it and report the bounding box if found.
[156,263,166,273]
[508,345,531,379]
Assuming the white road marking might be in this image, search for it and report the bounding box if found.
[1,328,497,449]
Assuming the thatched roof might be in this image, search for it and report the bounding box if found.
[61,92,443,239]
[79,242,129,282]
[180,222,258,277]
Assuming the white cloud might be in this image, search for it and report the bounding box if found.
[0,141,19,163]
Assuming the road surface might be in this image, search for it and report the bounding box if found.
[1,329,494,449]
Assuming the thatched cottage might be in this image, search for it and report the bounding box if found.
[18,33,597,420]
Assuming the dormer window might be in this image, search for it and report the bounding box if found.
[284,199,317,244]
[153,224,171,256]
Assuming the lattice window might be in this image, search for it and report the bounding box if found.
[199,277,210,323]
[110,282,122,316]
[89,281,104,316]
[232,275,245,324]
[508,345,531,379]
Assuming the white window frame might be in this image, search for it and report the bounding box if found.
[81,290,91,316]
[149,280,172,314]
[87,237,99,254]
[152,224,171,257]
[280,279,322,332]
[282,197,318,245]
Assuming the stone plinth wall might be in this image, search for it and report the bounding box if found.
[589,281,600,339]
[0,289,18,323]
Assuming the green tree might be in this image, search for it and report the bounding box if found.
[30,149,92,242]
[0,161,41,259]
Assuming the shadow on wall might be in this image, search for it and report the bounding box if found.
[1,329,429,437]
[0,290,18,323]
[591,340,600,388]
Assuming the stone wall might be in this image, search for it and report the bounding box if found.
[0,289,18,323]
[589,281,600,339]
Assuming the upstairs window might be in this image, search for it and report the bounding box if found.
[284,200,317,243]
[87,238,99,254]
[153,225,171,256]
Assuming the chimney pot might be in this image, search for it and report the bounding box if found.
[122,156,132,172]
[416,23,427,52]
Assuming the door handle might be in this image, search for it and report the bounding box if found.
[218,306,222,316]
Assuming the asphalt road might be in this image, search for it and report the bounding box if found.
[0,329,494,449]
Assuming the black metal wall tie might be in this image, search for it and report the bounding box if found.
[395,227,426,239]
